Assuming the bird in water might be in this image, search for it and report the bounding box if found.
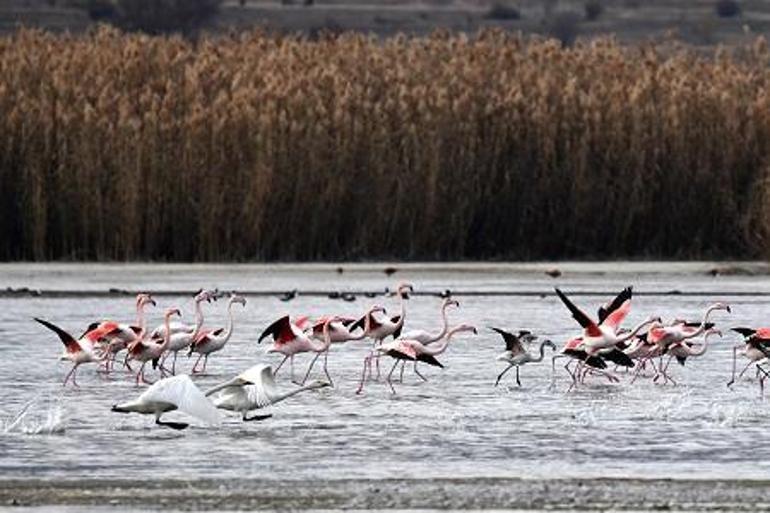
[205,364,330,421]
[111,374,221,430]
[728,326,770,391]
[490,328,556,386]
[34,317,109,387]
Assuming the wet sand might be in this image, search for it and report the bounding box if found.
[1,477,769,511]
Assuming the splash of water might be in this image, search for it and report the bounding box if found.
[2,394,66,435]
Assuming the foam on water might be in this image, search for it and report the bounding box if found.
[2,393,66,435]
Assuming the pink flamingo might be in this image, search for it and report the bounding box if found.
[188,294,246,374]
[258,314,318,381]
[159,290,215,375]
[728,327,770,390]
[96,293,156,373]
[396,297,460,381]
[34,318,114,386]
[126,308,181,386]
[359,323,476,394]
[300,309,381,385]
[353,282,413,379]
[551,336,619,390]
[655,328,722,385]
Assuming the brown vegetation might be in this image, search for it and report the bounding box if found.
[1,28,770,261]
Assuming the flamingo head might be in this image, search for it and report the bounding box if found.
[542,339,557,351]
[137,294,156,308]
[390,282,414,299]
[712,302,732,314]
[369,305,387,316]
[165,308,182,318]
[194,290,214,303]
[706,327,723,338]
[453,323,478,336]
[230,294,247,307]
[443,298,460,309]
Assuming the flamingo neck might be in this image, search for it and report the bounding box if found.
[222,300,236,340]
[420,326,465,356]
[272,383,323,403]
[193,298,205,336]
[136,302,147,333]
[616,319,655,344]
[427,302,452,343]
[532,341,551,362]
[683,305,720,340]
[160,315,173,351]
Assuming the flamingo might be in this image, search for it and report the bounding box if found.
[205,364,331,421]
[655,328,722,385]
[111,374,221,430]
[126,307,181,386]
[645,303,731,355]
[727,327,770,389]
[359,323,477,394]
[300,311,376,385]
[158,290,215,375]
[94,293,156,373]
[259,314,320,381]
[34,317,111,386]
[187,294,246,374]
[551,336,620,390]
[148,289,218,339]
[395,298,460,381]
[353,281,413,380]
[491,328,556,386]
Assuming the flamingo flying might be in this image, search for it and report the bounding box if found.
[126,307,181,386]
[34,317,111,386]
[187,294,246,374]
[359,323,477,394]
[205,364,331,421]
[111,374,221,430]
[491,328,556,386]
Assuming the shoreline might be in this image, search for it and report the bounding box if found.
[2,477,770,511]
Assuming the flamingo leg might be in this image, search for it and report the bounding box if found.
[515,366,522,387]
[191,353,204,374]
[301,353,321,385]
[373,340,382,380]
[386,360,399,394]
[322,350,334,387]
[273,355,289,376]
[398,361,406,383]
[63,364,78,387]
[356,356,371,394]
[290,355,295,382]
[413,361,427,382]
[495,364,514,386]
[202,355,209,373]
[171,351,178,375]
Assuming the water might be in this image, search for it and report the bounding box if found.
[1,262,769,483]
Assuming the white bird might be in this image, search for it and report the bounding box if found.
[491,328,556,386]
[111,374,221,430]
[205,364,331,421]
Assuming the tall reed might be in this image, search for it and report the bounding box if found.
[1,28,770,261]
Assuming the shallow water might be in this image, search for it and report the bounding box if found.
[1,263,769,483]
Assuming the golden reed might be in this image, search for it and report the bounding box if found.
[1,27,769,260]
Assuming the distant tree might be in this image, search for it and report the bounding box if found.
[715,0,741,18]
[548,11,581,47]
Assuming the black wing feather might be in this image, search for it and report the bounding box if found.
[258,315,289,343]
[597,287,632,324]
[417,354,444,368]
[554,288,595,329]
[490,327,523,352]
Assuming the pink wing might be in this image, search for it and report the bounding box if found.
[756,327,770,339]
[600,300,631,330]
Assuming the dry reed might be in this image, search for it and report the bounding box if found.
[2,28,770,261]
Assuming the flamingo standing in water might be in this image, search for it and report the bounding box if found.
[727,327,770,390]
[259,314,320,381]
[395,298,460,382]
[34,318,114,386]
[126,308,181,386]
[111,374,221,430]
[94,293,156,373]
[187,294,246,374]
[159,290,215,375]
[359,323,477,394]
[353,282,413,380]
[491,328,556,386]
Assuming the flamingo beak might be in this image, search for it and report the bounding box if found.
[726,305,732,313]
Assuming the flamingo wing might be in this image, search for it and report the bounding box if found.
[490,327,525,355]
[78,322,101,340]
[34,318,83,354]
[391,317,403,339]
[598,287,632,330]
[258,315,294,343]
[554,289,601,337]
[140,375,221,425]
[417,354,444,368]
[600,348,634,368]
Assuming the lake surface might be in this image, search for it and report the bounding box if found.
[1,262,769,485]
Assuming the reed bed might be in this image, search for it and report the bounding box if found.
[2,28,770,261]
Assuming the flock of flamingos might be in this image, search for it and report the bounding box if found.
[32,282,770,430]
